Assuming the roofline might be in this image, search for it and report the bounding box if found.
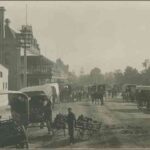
[0,64,8,70]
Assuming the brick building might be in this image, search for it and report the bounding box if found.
[52,58,69,83]
[4,19,21,90]
[0,7,71,90]
[0,7,53,90]
[21,55,53,87]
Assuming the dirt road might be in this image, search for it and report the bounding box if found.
[28,97,150,148]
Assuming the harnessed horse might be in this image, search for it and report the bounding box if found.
[90,85,105,105]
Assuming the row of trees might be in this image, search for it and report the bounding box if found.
[68,59,150,86]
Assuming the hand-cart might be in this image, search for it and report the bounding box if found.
[52,114,67,136]
[75,116,102,139]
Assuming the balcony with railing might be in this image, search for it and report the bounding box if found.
[20,55,53,76]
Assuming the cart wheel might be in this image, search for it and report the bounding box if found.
[87,130,92,139]
[16,142,28,149]
[19,143,25,148]
[77,129,84,140]
[24,142,29,149]
[63,129,66,136]
[21,125,29,149]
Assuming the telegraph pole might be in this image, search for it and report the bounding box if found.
[19,4,32,88]
[23,4,28,87]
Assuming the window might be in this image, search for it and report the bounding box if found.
[5,82,8,89]
[0,72,3,78]
[3,82,5,90]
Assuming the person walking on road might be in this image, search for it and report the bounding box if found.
[43,98,53,134]
[67,107,76,144]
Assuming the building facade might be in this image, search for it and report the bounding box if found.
[0,64,8,91]
[52,58,69,83]
[0,7,54,90]
[0,7,70,90]
[20,55,53,87]
[4,19,21,90]
[0,64,8,106]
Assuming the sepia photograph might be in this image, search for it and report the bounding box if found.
[0,1,150,149]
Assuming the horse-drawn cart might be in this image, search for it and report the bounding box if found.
[88,84,105,105]
[122,84,136,102]
[0,91,29,148]
[75,115,102,139]
[136,85,150,110]
[20,85,53,132]
[52,113,67,136]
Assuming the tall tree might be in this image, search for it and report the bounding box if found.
[90,67,104,84]
[123,66,140,84]
[114,69,124,85]
[104,72,114,85]
[142,59,150,70]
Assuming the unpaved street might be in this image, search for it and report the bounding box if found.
[28,97,150,148]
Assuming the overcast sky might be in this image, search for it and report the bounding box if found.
[1,1,150,74]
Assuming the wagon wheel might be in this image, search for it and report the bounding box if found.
[20,125,29,149]
[87,129,93,139]
[23,126,29,148]
[76,128,84,140]
[16,142,28,149]
[63,128,66,136]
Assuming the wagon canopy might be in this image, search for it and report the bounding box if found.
[0,90,29,103]
[122,84,136,91]
[136,85,150,91]
[45,83,60,96]
[20,84,53,101]
[0,91,29,123]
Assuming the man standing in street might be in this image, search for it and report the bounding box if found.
[67,107,76,144]
[43,97,53,134]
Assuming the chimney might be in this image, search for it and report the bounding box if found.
[0,7,5,64]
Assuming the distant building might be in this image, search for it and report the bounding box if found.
[52,58,69,83]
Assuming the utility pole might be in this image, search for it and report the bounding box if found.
[19,4,32,88]
[23,4,28,87]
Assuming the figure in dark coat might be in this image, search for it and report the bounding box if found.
[67,108,76,144]
[43,98,52,134]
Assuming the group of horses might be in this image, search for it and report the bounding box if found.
[88,85,105,105]
[91,91,104,105]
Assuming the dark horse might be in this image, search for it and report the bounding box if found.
[91,91,104,105]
